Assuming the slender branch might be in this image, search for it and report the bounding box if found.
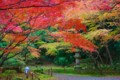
[6,52,20,60]
[0,0,26,8]
[0,0,78,10]
[0,12,43,61]
[111,1,120,9]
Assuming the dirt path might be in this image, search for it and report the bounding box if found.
[54,73,120,80]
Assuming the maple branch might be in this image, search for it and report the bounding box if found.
[0,4,59,10]
[0,12,43,66]
[0,10,22,39]
[0,0,78,10]
[6,52,20,60]
[111,0,120,9]
[1,13,42,53]
[0,0,26,8]
[0,40,15,58]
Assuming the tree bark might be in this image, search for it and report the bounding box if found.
[96,51,103,64]
[0,58,6,67]
[25,53,27,62]
[105,45,113,66]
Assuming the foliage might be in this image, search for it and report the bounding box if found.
[109,40,120,64]
[52,66,120,76]
[54,57,69,67]
[0,70,17,79]
[28,46,40,58]
[34,68,44,74]
[85,29,110,40]
[54,54,74,67]
[40,42,72,55]
[0,0,119,74]
[4,70,17,75]
[0,0,110,67]
[81,2,120,67]
[3,58,25,67]
[39,42,74,66]
[51,31,97,52]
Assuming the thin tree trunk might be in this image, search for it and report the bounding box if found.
[0,58,6,67]
[25,53,27,62]
[105,45,113,66]
[88,53,99,70]
[96,51,103,64]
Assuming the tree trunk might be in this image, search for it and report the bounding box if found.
[0,58,6,67]
[96,51,103,64]
[94,60,99,70]
[105,45,113,66]
[24,53,27,63]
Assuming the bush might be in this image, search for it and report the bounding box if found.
[0,70,17,80]
[3,58,25,67]
[80,58,94,69]
[0,73,8,78]
[3,58,25,72]
[113,63,120,71]
[13,77,23,80]
[54,57,69,67]
[54,51,74,67]
[4,70,17,74]
[34,67,44,74]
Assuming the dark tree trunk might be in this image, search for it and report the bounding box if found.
[0,58,6,67]
[96,51,103,64]
[94,60,99,70]
[105,45,113,66]
[25,53,27,62]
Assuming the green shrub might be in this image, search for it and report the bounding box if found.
[0,70,17,80]
[114,63,120,71]
[34,68,44,74]
[54,57,69,67]
[0,73,8,78]
[80,58,94,69]
[13,77,23,80]
[3,58,25,67]
[3,58,25,72]
[4,70,17,75]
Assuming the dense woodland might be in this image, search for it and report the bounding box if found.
[0,0,120,79]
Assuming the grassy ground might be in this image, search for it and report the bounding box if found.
[52,67,120,76]
[14,73,57,80]
[36,65,120,77]
[1,65,119,80]
[0,66,57,80]
[15,66,57,80]
[0,72,57,80]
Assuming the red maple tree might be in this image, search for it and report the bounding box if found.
[0,0,117,66]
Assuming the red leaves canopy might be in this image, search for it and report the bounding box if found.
[63,32,97,52]
[51,31,97,52]
[1,0,113,52]
[0,0,114,28]
[58,19,86,31]
[28,46,40,58]
[3,22,23,33]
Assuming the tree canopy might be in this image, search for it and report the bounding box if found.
[0,0,120,66]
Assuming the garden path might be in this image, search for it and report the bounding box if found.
[54,73,120,80]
